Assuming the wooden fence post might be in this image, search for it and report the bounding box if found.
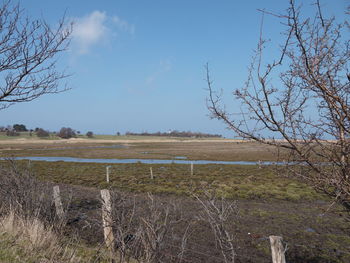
[101,189,115,261]
[53,185,64,220]
[269,235,286,263]
[106,166,111,183]
[150,167,154,179]
[190,162,194,176]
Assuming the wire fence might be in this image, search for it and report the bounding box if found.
[51,184,350,263]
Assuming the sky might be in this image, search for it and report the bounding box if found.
[0,0,348,137]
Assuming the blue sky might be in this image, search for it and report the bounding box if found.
[0,0,348,137]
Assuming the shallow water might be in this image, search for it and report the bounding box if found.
[174,156,187,159]
[3,156,283,165]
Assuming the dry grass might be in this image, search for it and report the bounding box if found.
[0,211,83,262]
[0,162,127,263]
[0,139,280,161]
[1,212,57,249]
[0,210,135,263]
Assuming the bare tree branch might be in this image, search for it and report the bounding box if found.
[207,1,350,209]
[0,0,72,110]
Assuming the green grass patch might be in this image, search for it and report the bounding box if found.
[6,161,327,201]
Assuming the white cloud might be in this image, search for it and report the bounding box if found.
[72,11,134,54]
[112,16,135,35]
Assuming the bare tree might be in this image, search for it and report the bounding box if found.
[0,0,72,110]
[207,1,350,209]
[57,127,76,139]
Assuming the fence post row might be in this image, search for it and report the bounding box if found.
[150,167,154,179]
[53,185,64,220]
[56,170,287,263]
[101,189,115,260]
[106,166,111,183]
[269,235,286,263]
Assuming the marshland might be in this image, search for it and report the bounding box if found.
[1,136,349,262]
[1,0,349,262]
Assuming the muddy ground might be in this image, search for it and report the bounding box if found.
[1,138,349,262]
[57,184,350,263]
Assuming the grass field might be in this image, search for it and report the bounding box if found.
[1,136,350,262]
[12,161,321,201]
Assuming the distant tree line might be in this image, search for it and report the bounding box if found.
[13,124,27,132]
[0,124,94,139]
[36,128,50,138]
[125,130,222,138]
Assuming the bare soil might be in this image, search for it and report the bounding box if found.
[59,184,350,263]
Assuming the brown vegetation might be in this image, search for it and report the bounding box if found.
[0,140,281,162]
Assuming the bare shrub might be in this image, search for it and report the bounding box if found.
[0,163,114,262]
[98,191,193,263]
[133,194,186,263]
[108,191,138,263]
[194,189,239,263]
[0,160,56,225]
